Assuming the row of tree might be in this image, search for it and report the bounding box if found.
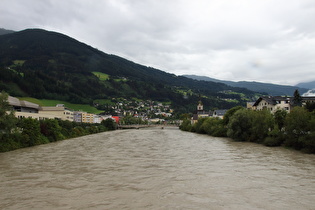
[0,92,117,152]
[180,106,315,153]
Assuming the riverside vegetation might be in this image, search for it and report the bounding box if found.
[0,92,117,152]
[180,105,315,154]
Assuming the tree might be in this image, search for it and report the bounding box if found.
[227,109,254,141]
[223,106,244,126]
[305,101,315,112]
[201,117,227,137]
[0,91,18,139]
[18,118,48,146]
[292,89,302,107]
[284,107,311,150]
[0,91,21,152]
[250,109,274,143]
[179,119,192,131]
[227,109,273,142]
[40,119,64,142]
[274,109,287,130]
[101,118,117,130]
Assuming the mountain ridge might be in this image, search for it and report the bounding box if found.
[0,28,15,35]
[296,81,315,90]
[183,74,308,96]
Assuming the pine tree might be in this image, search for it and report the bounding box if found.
[293,89,302,107]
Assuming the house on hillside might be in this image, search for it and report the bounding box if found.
[253,96,291,113]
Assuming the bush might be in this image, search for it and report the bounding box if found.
[263,127,284,147]
[201,117,227,137]
[179,119,192,131]
[263,136,284,147]
[250,109,274,143]
[227,109,253,141]
[194,118,207,134]
[284,107,311,150]
[40,119,65,142]
[101,118,117,130]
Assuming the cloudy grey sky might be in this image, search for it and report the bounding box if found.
[1,0,315,85]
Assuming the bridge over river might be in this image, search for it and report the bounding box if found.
[118,124,178,129]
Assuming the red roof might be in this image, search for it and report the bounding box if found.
[112,116,120,123]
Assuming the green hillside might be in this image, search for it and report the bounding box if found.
[0,28,258,114]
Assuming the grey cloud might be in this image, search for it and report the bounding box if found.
[1,0,315,85]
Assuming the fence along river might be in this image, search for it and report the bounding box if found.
[0,127,314,209]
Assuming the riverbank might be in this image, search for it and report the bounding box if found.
[0,118,116,153]
[180,107,315,154]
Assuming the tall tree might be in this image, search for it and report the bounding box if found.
[0,91,18,139]
[292,89,302,107]
[284,106,311,150]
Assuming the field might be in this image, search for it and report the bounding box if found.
[92,72,110,81]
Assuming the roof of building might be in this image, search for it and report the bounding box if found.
[302,96,315,101]
[39,106,65,111]
[8,96,39,109]
[213,109,228,116]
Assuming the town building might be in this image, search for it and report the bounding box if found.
[81,112,95,123]
[212,109,228,119]
[73,111,83,123]
[39,106,74,121]
[253,96,291,113]
[252,96,315,113]
[246,102,255,110]
[7,96,73,121]
[302,96,315,106]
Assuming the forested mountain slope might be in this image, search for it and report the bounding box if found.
[0,29,258,113]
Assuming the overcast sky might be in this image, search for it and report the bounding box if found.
[1,0,315,85]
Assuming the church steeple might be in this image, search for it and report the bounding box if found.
[197,100,203,111]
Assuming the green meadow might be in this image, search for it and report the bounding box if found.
[92,72,110,81]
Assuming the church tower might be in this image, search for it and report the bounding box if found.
[197,100,203,112]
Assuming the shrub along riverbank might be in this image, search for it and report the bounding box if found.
[180,106,315,154]
[0,117,117,153]
[0,92,117,153]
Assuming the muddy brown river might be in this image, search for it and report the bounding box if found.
[0,127,314,209]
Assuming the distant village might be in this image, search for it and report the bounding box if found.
[192,95,315,123]
[7,95,173,125]
[7,94,315,125]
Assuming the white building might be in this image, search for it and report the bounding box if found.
[253,96,291,113]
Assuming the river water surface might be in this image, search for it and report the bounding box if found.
[1,127,315,209]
